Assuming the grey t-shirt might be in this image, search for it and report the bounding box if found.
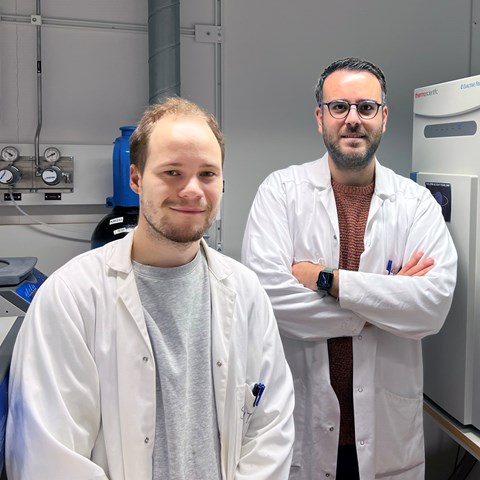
[133,250,221,480]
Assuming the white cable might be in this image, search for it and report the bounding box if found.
[8,189,91,243]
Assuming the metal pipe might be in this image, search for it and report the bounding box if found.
[148,0,181,104]
[0,14,195,37]
[33,0,42,174]
[0,14,148,33]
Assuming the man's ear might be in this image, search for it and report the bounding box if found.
[382,105,388,134]
[315,106,323,134]
[130,164,141,193]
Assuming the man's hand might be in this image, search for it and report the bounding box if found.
[292,261,340,297]
[291,261,322,291]
[397,251,434,277]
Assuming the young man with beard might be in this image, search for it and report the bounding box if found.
[6,97,295,480]
[242,58,457,479]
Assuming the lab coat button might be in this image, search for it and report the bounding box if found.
[359,440,365,446]
[142,356,149,363]
[329,426,334,432]
[333,234,337,240]
[144,437,150,444]
[216,360,223,367]
[325,474,330,478]
[358,387,363,393]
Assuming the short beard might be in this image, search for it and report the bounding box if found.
[142,202,217,245]
[146,217,208,244]
[327,139,379,171]
[323,124,383,172]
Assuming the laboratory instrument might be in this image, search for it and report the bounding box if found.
[412,73,480,428]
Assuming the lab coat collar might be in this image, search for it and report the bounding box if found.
[309,153,396,199]
[305,153,332,189]
[105,229,233,283]
[105,230,135,275]
[373,160,398,199]
[200,240,234,283]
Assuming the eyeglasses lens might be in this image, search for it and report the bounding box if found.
[357,102,377,119]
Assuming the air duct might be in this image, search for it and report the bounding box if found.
[148,0,181,104]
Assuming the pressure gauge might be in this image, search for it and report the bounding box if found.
[41,166,63,186]
[0,165,22,185]
[44,147,61,163]
[1,146,20,163]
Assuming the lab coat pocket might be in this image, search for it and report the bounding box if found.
[229,384,256,475]
[231,384,257,468]
[240,384,257,437]
[375,389,424,475]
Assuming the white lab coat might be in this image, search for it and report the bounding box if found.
[242,154,457,480]
[6,231,295,480]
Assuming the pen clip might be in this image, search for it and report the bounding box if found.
[386,259,393,275]
[252,383,265,407]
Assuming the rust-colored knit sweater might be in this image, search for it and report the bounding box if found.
[328,178,374,446]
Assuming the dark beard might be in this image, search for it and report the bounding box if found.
[324,126,382,172]
[327,140,379,171]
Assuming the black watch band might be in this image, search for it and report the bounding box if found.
[317,267,334,291]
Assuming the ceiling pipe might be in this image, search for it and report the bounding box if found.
[148,0,181,105]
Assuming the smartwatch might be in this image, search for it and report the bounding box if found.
[317,267,334,291]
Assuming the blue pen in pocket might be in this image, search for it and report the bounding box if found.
[252,383,265,407]
[386,259,393,275]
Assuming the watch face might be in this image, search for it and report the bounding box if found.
[317,270,334,290]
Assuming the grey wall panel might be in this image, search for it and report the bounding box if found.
[179,0,220,120]
[472,0,480,75]
[180,37,217,115]
[0,1,148,145]
[180,0,215,27]
[39,27,148,144]
[22,0,148,25]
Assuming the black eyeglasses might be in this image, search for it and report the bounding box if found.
[320,100,385,120]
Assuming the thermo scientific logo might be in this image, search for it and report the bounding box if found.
[415,88,439,99]
[460,80,480,89]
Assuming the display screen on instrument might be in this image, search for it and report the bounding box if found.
[14,269,48,303]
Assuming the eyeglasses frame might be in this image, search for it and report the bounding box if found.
[320,99,385,120]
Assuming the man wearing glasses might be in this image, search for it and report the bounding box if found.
[242,58,457,479]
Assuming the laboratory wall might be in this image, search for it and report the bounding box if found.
[0,0,219,274]
[1,0,480,477]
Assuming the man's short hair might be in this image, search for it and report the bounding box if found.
[130,97,225,173]
[314,57,387,105]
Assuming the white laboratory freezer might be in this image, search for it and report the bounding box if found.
[412,74,480,429]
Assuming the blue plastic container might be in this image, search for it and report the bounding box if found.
[107,126,139,208]
[92,126,139,249]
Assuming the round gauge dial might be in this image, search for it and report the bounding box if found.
[44,147,61,163]
[0,165,22,185]
[41,166,62,185]
[1,146,20,163]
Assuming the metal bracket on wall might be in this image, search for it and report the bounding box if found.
[30,15,42,25]
[195,25,223,44]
